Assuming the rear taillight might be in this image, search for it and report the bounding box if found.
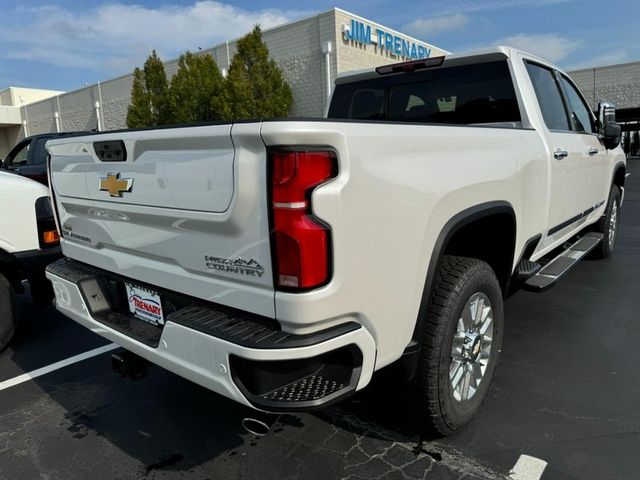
[269,149,337,290]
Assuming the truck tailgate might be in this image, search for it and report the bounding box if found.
[47,123,275,317]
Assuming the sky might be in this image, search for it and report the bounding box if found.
[0,0,638,92]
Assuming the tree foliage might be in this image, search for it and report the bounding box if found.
[126,50,170,128]
[126,68,151,128]
[227,26,293,118]
[127,26,293,127]
[169,52,230,123]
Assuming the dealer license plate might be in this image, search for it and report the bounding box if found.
[126,282,164,326]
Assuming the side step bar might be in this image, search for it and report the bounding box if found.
[523,232,603,292]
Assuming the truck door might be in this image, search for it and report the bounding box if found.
[556,74,609,210]
[524,61,591,246]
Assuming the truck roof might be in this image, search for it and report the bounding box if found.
[334,46,562,85]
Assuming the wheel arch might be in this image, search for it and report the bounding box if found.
[398,201,516,381]
[612,162,626,190]
[0,248,23,293]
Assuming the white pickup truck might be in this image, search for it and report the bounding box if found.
[45,47,626,435]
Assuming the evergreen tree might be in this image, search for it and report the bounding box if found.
[126,68,152,128]
[226,25,293,118]
[144,50,171,124]
[126,50,171,127]
[169,52,230,123]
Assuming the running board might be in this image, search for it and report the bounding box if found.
[523,232,603,292]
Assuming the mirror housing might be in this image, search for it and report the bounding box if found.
[597,102,622,150]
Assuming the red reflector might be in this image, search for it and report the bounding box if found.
[270,150,336,290]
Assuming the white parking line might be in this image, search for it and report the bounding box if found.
[0,343,118,392]
[509,454,548,480]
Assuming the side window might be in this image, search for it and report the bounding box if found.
[6,142,30,167]
[559,76,595,134]
[525,62,569,131]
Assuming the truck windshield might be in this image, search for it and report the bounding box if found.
[328,60,521,127]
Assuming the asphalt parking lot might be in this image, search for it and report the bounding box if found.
[1,159,638,480]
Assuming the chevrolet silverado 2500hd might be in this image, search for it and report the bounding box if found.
[44,47,625,435]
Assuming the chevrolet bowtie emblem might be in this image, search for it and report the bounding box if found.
[99,173,133,197]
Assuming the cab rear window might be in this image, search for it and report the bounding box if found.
[328,60,521,127]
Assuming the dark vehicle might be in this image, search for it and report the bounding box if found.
[2,132,87,186]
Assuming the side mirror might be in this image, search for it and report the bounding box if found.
[597,102,622,150]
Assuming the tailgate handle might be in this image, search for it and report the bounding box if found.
[94,140,127,162]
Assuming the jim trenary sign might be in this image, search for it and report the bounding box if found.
[343,18,432,59]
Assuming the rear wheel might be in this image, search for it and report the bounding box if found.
[415,256,503,436]
[591,186,620,259]
[0,272,17,353]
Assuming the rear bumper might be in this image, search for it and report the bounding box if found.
[45,258,376,411]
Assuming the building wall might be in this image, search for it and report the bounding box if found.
[0,89,12,106]
[569,62,640,110]
[0,126,21,159]
[99,75,134,131]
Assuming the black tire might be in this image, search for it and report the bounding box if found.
[415,256,504,436]
[0,272,17,353]
[591,186,621,259]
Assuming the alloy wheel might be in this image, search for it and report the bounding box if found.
[449,292,494,402]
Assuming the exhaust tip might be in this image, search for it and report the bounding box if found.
[241,414,280,437]
[241,417,271,437]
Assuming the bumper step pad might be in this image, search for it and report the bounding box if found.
[262,374,345,403]
[524,232,603,292]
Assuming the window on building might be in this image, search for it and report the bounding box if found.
[525,62,570,131]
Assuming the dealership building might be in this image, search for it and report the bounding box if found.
[0,8,446,158]
[2,6,640,159]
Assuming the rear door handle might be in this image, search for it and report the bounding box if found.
[588,147,599,156]
[554,149,568,160]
